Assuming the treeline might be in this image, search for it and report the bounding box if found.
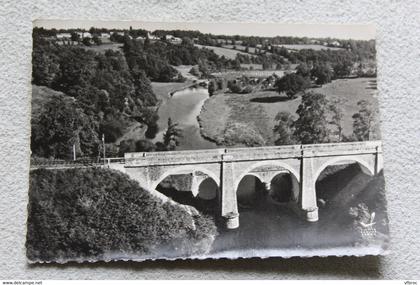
[122,36,241,79]
[27,168,217,262]
[231,42,374,75]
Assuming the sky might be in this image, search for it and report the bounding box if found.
[34,20,375,40]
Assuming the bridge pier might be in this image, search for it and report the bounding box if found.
[300,156,319,222]
[221,155,240,229]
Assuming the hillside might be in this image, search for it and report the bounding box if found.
[26,167,218,262]
[31,85,75,121]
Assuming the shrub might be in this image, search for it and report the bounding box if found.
[26,168,218,262]
[223,122,265,147]
[228,82,242,94]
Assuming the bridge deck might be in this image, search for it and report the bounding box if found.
[124,141,382,167]
[30,141,382,169]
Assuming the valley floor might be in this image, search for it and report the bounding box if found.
[199,77,379,146]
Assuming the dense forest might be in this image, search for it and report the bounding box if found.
[27,168,217,261]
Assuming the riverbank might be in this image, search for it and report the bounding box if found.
[151,81,218,150]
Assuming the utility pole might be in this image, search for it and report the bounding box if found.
[73,144,76,161]
[102,134,106,165]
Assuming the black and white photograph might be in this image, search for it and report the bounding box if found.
[27,20,389,263]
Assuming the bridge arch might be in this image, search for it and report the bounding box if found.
[270,172,300,203]
[236,174,265,209]
[234,160,300,192]
[313,156,375,184]
[197,177,219,200]
[150,165,220,192]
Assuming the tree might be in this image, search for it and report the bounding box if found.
[333,59,353,78]
[70,32,80,42]
[273,111,296,145]
[208,80,216,96]
[32,46,60,87]
[227,81,242,93]
[31,96,99,159]
[27,168,217,261]
[311,63,332,85]
[328,98,346,142]
[295,63,311,78]
[163,118,182,151]
[352,100,375,141]
[275,73,310,98]
[189,66,201,77]
[82,37,92,46]
[92,35,102,46]
[294,92,330,144]
[118,139,156,156]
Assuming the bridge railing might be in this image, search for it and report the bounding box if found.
[124,140,382,166]
[31,141,382,168]
[31,157,126,168]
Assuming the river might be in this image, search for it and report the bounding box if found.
[153,86,218,150]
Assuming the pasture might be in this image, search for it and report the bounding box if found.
[223,44,257,54]
[273,44,344,51]
[211,70,285,80]
[81,43,123,54]
[198,77,379,146]
[195,44,254,60]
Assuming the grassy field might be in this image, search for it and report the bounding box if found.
[240,63,263,70]
[195,44,255,60]
[198,77,379,146]
[212,70,286,79]
[222,44,258,54]
[81,43,123,54]
[274,44,344,51]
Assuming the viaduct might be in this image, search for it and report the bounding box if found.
[107,140,383,229]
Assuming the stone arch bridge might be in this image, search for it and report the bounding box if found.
[109,141,383,229]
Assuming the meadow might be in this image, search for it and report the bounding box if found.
[195,44,255,60]
[273,44,344,51]
[81,42,124,54]
[198,77,379,146]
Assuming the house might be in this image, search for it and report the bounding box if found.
[216,38,226,45]
[76,32,92,39]
[171,37,182,45]
[56,33,71,39]
[135,36,145,41]
[331,40,341,47]
[100,33,110,39]
[165,35,182,45]
[147,32,160,41]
